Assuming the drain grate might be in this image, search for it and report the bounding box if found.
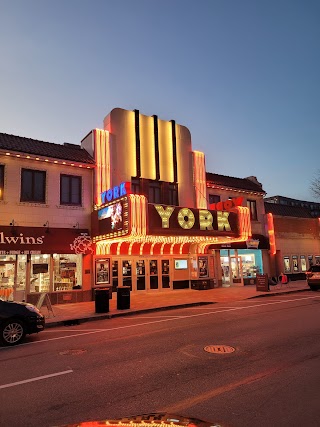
[204,345,235,354]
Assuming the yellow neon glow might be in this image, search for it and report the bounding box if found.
[94,129,110,206]
[158,119,174,182]
[170,243,175,255]
[150,242,156,255]
[179,242,186,254]
[140,113,156,179]
[199,209,213,230]
[267,213,276,255]
[217,211,231,231]
[154,205,174,228]
[177,208,195,229]
[193,151,207,209]
[128,241,134,256]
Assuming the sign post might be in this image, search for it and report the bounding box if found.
[256,274,269,292]
[36,293,55,317]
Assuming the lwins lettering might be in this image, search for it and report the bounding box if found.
[0,232,44,245]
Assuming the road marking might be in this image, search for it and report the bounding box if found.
[5,295,319,347]
[0,369,73,390]
[160,366,283,413]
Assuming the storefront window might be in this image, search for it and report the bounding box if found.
[53,254,82,291]
[16,255,27,290]
[30,254,50,293]
[300,255,307,272]
[220,250,263,281]
[198,256,208,278]
[0,256,16,300]
[292,255,299,272]
[284,256,291,273]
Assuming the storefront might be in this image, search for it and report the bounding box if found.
[93,193,252,292]
[0,226,93,303]
[211,234,270,286]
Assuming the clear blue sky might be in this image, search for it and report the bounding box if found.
[1,0,319,201]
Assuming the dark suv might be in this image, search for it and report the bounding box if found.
[0,299,45,346]
[306,265,320,291]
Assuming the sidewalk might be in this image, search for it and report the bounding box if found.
[43,280,310,328]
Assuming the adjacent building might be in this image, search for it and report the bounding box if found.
[0,133,95,304]
[265,201,320,280]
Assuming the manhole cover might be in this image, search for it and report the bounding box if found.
[59,349,87,356]
[204,345,235,354]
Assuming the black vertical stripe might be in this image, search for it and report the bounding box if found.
[171,120,178,183]
[153,115,160,180]
[134,109,141,177]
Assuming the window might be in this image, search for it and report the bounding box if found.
[209,194,220,205]
[149,182,161,204]
[21,169,46,202]
[247,199,258,220]
[60,175,82,205]
[0,165,4,200]
[168,183,178,206]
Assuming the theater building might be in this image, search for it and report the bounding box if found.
[83,108,252,292]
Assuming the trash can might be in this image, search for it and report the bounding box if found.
[117,286,130,310]
[94,288,110,313]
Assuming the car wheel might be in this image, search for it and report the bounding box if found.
[309,285,319,292]
[0,319,26,346]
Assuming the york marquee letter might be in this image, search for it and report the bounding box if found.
[155,205,174,228]
[199,210,213,230]
[178,208,195,229]
[217,211,231,231]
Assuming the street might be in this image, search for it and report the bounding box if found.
[1,292,320,427]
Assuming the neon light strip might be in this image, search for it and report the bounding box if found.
[193,151,207,209]
[267,213,276,255]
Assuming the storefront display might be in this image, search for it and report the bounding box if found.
[0,225,91,302]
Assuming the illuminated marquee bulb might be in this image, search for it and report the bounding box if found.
[217,211,231,231]
[155,205,174,228]
[199,209,213,230]
[177,208,195,229]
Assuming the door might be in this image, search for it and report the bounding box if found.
[149,259,158,290]
[161,259,170,289]
[0,262,16,300]
[136,259,146,290]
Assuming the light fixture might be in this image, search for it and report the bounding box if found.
[10,220,17,236]
[43,221,50,233]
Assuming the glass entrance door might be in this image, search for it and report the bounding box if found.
[161,259,170,289]
[0,262,16,300]
[149,259,158,289]
[136,259,146,290]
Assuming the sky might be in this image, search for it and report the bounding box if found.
[0,0,319,201]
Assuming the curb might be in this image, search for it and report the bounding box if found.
[248,288,310,299]
[45,301,215,328]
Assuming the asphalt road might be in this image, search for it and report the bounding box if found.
[1,292,320,427]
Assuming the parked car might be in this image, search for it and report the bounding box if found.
[306,265,320,291]
[0,299,45,346]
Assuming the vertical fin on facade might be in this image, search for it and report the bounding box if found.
[171,120,178,183]
[193,151,207,209]
[134,109,141,178]
[153,115,160,181]
[94,129,110,206]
